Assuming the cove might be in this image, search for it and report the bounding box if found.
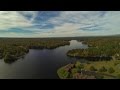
[0,40,88,79]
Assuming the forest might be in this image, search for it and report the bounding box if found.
[0,38,70,63]
[58,36,120,79]
[0,36,120,79]
[67,37,120,61]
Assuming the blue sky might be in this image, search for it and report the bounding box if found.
[0,11,120,37]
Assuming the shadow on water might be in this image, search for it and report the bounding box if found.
[0,40,88,79]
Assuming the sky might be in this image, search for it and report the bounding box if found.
[0,11,120,37]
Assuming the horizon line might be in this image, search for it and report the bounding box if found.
[0,34,119,38]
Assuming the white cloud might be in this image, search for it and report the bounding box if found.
[49,11,106,25]
[47,11,120,36]
[0,11,120,37]
[0,11,33,30]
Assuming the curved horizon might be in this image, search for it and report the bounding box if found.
[0,11,120,37]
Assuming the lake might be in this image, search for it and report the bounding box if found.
[0,40,88,79]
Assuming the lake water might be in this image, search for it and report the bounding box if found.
[0,40,88,79]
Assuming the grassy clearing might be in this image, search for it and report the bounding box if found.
[57,60,120,79]
[83,60,120,77]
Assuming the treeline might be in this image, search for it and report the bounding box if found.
[0,38,70,63]
[67,37,120,60]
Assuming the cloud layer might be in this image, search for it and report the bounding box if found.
[0,11,120,37]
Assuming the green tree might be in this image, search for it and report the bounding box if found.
[89,66,97,71]
[99,66,107,72]
[108,67,115,73]
[57,68,70,79]
[4,53,17,63]
[71,68,78,75]
[75,61,84,70]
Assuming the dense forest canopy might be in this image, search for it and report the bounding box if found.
[0,36,120,63]
[67,37,120,61]
[0,38,70,63]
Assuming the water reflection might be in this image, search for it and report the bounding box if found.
[0,40,88,79]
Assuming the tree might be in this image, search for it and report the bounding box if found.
[57,68,70,79]
[99,66,107,72]
[75,61,84,70]
[4,53,17,64]
[89,66,97,71]
[108,67,115,73]
[71,68,78,75]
